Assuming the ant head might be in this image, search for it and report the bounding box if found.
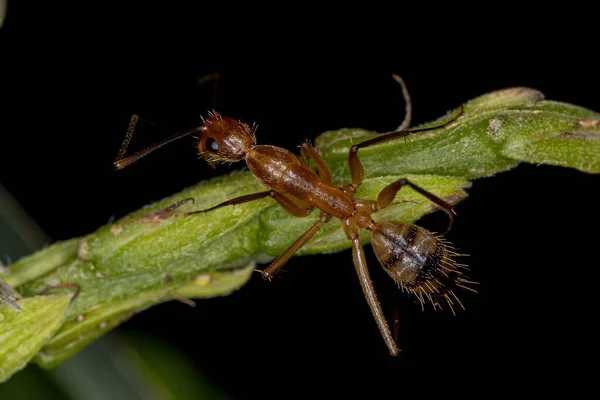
[197,111,257,164]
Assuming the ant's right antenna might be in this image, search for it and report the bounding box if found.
[114,115,202,170]
[392,74,412,131]
[197,72,223,105]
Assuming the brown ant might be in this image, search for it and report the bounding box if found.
[115,76,472,356]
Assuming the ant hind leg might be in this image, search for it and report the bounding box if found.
[377,178,455,234]
[351,238,399,356]
[348,104,464,189]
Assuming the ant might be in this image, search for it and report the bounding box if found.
[115,75,472,356]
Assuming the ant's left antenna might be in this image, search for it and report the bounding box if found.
[114,114,202,170]
[116,72,222,170]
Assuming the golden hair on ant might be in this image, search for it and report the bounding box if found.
[115,75,475,355]
[196,111,257,166]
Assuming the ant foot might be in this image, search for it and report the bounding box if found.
[38,283,81,303]
[261,270,274,281]
[390,199,418,206]
[139,198,195,222]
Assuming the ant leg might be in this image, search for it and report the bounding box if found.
[300,141,332,183]
[351,238,399,356]
[38,283,81,303]
[348,105,464,188]
[139,198,196,221]
[299,144,311,167]
[392,74,412,131]
[271,192,314,217]
[179,191,273,216]
[392,303,401,350]
[262,213,331,280]
[196,71,223,104]
[180,191,313,218]
[377,178,455,233]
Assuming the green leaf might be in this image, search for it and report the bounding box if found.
[6,173,467,369]
[0,278,21,312]
[317,88,599,181]
[2,239,79,289]
[120,332,232,400]
[0,295,70,382]
[33,264,254,369]
[492,101,600,172]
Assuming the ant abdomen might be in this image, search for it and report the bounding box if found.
[371,221,469,311]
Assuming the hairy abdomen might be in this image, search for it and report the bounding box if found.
[370,221,468,309]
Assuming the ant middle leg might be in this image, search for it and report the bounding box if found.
[377,178,455,233]
[271,192,314,217]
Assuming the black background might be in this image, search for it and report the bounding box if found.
[1,2,598,398]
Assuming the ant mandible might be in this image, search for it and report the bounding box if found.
[115,75,472,356]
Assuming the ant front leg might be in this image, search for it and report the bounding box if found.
[271,192,314,217]
[377,178,456,234]
[177,192,272,216]
[138,192,271,222]
[180,191,314,218]
[300,141,332,183]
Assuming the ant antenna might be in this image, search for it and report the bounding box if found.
[392,74,412,131]
[116,72,224,170]
[197,72,223,105]
[114,115,201,170]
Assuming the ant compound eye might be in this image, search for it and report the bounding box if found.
[205,137,219,152]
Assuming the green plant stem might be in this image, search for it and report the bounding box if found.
[1,87,598,379]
